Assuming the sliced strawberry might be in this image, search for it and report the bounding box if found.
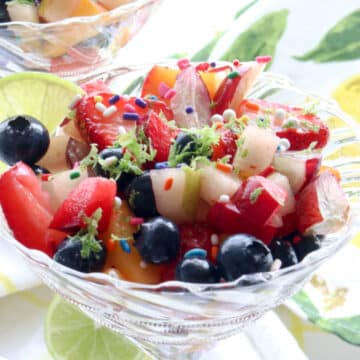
[170,66,211,128]
[296,172,349,235]
[144,112,179,162]
[238,98,330,151]
[276,122,329,151]
[207,201,276,245]
[232,176,287,225]
[0,163,66,255]
[75,93,148,150]
[50,177,116,233]
[211,130,238,162]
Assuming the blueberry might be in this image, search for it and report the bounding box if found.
[125,172,158,218]
[134,217,180,264]
[95,147,135,193]
[269,239,298,268]
[0,115,50,165]
[176,257,220,283]
[293,234,322,261]
[54,237,106,273]
[172,132,200,164]
[217,234,273,281]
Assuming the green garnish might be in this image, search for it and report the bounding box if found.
[256,116,271,129]
[249,187,263,204]
[282,119,298,128]
[168,125,219,167]
[224,115,247,134]
[299,120,320,132]
[81,128,156,180]
[240,148,249,158]
[69,209,103,259]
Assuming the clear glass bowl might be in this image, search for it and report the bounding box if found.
[0,0,163,79]
[1,64,359,359]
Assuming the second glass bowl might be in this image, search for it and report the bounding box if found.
[0,0,163,79]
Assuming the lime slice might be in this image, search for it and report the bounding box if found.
[0,72,84,173]
[46,296,149,360]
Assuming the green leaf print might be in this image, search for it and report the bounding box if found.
[293,290,360,345]
[234,0,260,20]
[317,316,360,345]
[292,290,320,322]
[191,32,225,61]
[220,10,289,68]
[295,10,360,62]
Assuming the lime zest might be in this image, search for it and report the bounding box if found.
[69,209,103,259]
[168,125,219,167]
[250,187,263,204]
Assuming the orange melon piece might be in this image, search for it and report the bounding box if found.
[141,65,178,102]
[199,71,229,101]
[100,202,165,284]
[39,0,106,23]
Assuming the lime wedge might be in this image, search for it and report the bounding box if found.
[0,72,84,173]
[45,296,149,360]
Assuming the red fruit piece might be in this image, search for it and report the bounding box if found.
[160,223,215,282]
[211,130,238,162]
[232,176,287,225]
[144,112,179,162]
[238,98,330,151]
[276,121,329,151]
[170,66,211,128]
[75,93,149,150]
[296,172,349,235]
[0,163,66,255]
[50,177,116,233]
[212,61,265,116]
[207,201,276,245]
[179,223,213,257]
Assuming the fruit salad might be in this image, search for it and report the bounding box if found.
[0,0,130,23]
[0,58,350,285]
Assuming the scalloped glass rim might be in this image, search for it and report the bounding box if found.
[0,68,359,296]
[0,0,159,28]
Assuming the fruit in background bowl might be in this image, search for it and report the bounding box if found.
[0,59,351,284]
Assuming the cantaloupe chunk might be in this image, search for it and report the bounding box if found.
[100,203,165,284]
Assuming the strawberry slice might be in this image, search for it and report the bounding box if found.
[212,61,266,116]
[207,201,276,245]
[170,66,211,128]
[232,176,287,225]
[296,172,349,235]
[50,177,116,233]
[75,93,149,150]
[0,163,66,255]
[144,112,179,162]
[238,98,330,151]
[211,130,238,162]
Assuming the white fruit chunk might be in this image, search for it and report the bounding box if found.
[199,166,241,205]
[150,167,200,224]
[267,172,296,217]
[272,152,322,194]
[233,125,280,175]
